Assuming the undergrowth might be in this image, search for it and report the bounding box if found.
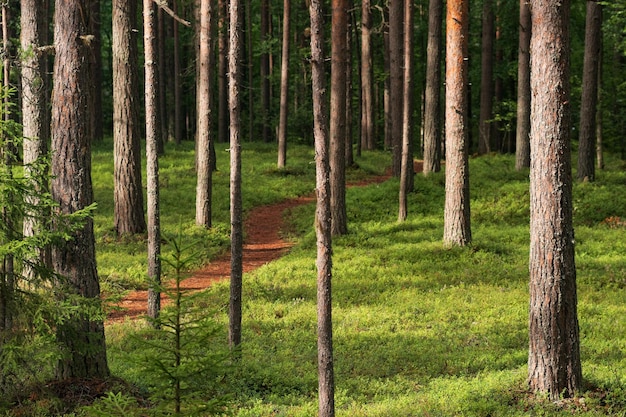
[9,144,626,416]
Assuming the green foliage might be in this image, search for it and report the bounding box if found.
[133,229,230,416]
[0,96,103,406]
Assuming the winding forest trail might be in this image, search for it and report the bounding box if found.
[107,161,423,323]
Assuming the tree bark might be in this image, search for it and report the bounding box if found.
[277,0,290,168]
[443,0,471,247]
[260,0,272,142]
[88,0,103,142]
[144,0,162,323]
[360,0,374,151]
[113,0,146,236]
[218,0,229,144]
[330,0,348,236]
[423,0,443,174]
[51,0,109,379]
[577,0,602,182]
[398,0,414,222]
[173,0,183,144]
[515,0,531,170]
[309,0,335,413]
[21,0,51,277]
[528,0,582,400]
[196,0,215,228]
[478,0,494,155]
[389,0,403,176]
[229,0,243,349]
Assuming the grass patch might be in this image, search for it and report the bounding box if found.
[10,146,626,416]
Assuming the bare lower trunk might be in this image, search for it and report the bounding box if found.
[443,0,471,247]
[360,0,374,151]
[423,0,443,174]
[398,0,414,222]
[277,0,290,168]
[528,0,582,399]
[478,0,494,155]
[515,0,531,170]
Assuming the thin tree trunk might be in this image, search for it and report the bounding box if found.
[51,0,109,379]
[229,0,243,349]
[528,0,582,400]
[145,0,162,323]
[246,0,253,141]
[515,0,531,170]
[309,0,335,413]
[174,0,183,144]
[596,41,604,170]
[360,0,374,151]
[277,0,290,168]
[260,0,272,142]
[478,0,494,155]
[89,0,103,142]
[443,0,471,247]
[157,6,169,144]
[330,0,348,236]
[218,0,229,144]
[398,0,414,222]
[423,0,443,174]
[577,0,602,182]
[389,0,403,176]
[21,0,51,278]
[196,0,215,228]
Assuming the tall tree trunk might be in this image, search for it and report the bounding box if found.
[443,0,471,247]
[144,0,162,323]
[21,0,51,278]
[113,0,146,236]
[596,42,604,170]
[330,0,348,236]
[89,0,103,142]
[229,0,243,349]
[309,0,335,413]
[398,0,414,222]
[173,0,183,144]
[389,0,403,176]
[218,0,229,144]
[528,0,582,400]
[196,0,215,228]
[423,0,443,174]
[577,0,602,182]
[51,0,109,379]
[260,0,272,142]
[360,0,374,151]
[515,0,531,170]
[246,0,253,141]
[157,7,169,144]
[478,0,494,155]
[345,10,354,167]
[277,0,290,168]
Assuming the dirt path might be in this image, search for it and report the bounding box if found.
[107,161,423,323]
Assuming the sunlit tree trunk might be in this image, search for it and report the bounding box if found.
[577,0,602,182]
[398,0,414,222]
[196,0,215,228]
[310,0,335,413]
[515,0,531,170]
[443,0,471,247]
[51,0,109,379]
[423,0,443,174]
[229,0,243,349]
[144,0,162,323]
[277,0,290,168]
[360,0,374,151]
[528,0,582,400]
